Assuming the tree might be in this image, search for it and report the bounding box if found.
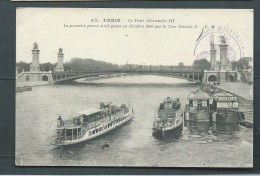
[178,62,184,71]
[40,62,56,72]
[16,58,121,73]
[63,62,72,72]
[16,61,30,73]
[178,62,184,67]
[69,58,119,72]
[192,58,211,71]
[231,60,245,71]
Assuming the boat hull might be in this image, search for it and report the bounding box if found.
[212,111,240,124]
[184,110,211,122]
[55,110,133,146]
[212,122,239,134]
[153,115,183,136]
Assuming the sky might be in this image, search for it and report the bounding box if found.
[16,8,253,66]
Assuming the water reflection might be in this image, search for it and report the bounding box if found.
[16,75,252,166]
[51,120,134,163]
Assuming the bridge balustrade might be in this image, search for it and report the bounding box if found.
[52,69,203,83]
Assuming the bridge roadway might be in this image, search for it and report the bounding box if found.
[52,70,203,83]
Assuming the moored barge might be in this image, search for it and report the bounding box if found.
[184,89,211,122]
[211,92,242,124]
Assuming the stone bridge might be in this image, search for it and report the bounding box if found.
[52,70,203,83]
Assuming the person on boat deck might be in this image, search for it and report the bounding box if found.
[76,117,81,125]
[58,116,64,127]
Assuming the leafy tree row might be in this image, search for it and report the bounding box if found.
[19,58,246,73]
[16,58,119,73]
[192,58,251,72]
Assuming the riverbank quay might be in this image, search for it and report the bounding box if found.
[214,82,253,102]
[16,81,52,89]
[203,82,253,125]
[74,73,131,83]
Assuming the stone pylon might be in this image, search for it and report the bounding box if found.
[219,36,228,70]
[30,42,40,72]
[210,42,217,70]
[55,48,64,72]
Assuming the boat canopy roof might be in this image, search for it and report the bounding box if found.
[212,92,237,101]
[163,97,179,103]
[187,90,211,100]
[76,108,102,116]
[100,102,112,107]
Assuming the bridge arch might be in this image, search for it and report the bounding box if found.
[208,75,217,82]
[228,75,234,82]
[26,75,30,81]
[42,75,48,81]
[53,71,203,83]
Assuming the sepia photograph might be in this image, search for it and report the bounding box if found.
[16,8,253,167]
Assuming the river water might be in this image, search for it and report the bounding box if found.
[16,75,253,167]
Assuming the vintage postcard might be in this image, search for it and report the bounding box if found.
[16,8,253,167]
[10,0,101,2]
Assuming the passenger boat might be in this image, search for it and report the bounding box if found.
[211,92,242,124]
[54,102,133,146]
[184,89,211,122]
[153,97,183,135]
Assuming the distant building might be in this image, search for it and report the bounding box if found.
[240,57,253,84]
[123,63,192,72]
[16,42,53,83]
[240,57,253,68]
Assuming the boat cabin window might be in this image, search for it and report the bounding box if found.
[83,111,101,123]
[168,115,174,119]
[192,100,209,109]
[189,100,193,106]
[165,102,173,109]
[202,101,208,106]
